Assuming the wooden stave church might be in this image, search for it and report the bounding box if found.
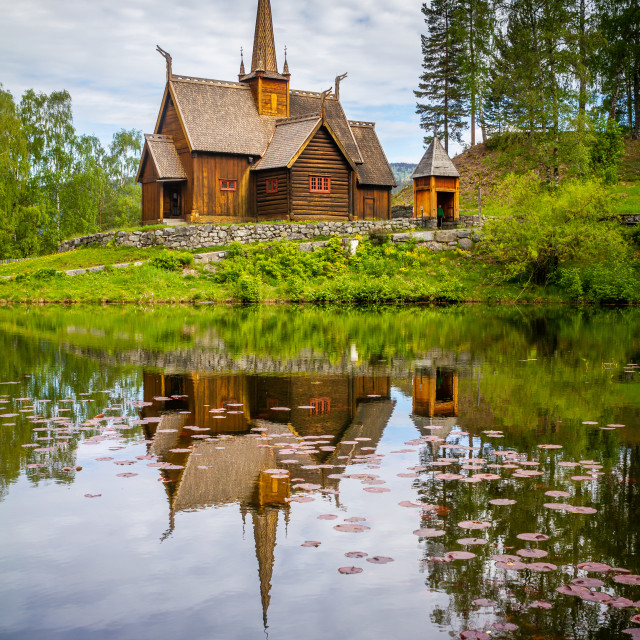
[136,0,396,225]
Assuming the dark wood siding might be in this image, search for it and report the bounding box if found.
[193,154,253,220]
[156,93,193,217]
[290,128,351,220]
[142,182,163,223]
[255,170,289,219]
[355,186,391,220]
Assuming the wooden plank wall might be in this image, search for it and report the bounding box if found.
[142,182,163,223]
[435,177,457,190]
[260,78,289,117]
[290,129,351,219]
[193,155,252,219]
[256,170,289,219]
[156,95,193,217]
[354,187,391,220]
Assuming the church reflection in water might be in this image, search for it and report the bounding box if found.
[139,367,459,627]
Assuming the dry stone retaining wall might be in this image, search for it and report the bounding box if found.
[58,218,483,253]
[59,220,419,252]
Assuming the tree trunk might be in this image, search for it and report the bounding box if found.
[634,63,639,140]
[469,2,476,147]
[609,64,623,121]
[577,0,586,134]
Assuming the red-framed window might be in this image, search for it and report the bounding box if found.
[266,178,278,194]
[220,179,237,191]
[309,176,331,193]
[310,397,331,415]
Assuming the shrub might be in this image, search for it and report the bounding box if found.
[32,267,59,280]
[149,250,182,271]
[480,175,629,285]
[233,273,262,303]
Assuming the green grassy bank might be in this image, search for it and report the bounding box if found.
[0,234,637,306]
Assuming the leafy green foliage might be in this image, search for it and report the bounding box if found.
[0,86,142,259]
[211,237,469,305]
[480,174,640,302]
[149,250,192,271]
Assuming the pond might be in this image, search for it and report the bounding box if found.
[0,306,639,640]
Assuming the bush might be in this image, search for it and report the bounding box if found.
[149,250,192,271]
[480,175,630,285]
[32,267,59,280]
[233,273,262,303]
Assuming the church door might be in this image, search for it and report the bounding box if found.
[364,197,375,220]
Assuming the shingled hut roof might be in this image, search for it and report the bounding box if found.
[411,137,460,178]
[169,78,277,155]
[141,134,187,181]
[350,124,397,187]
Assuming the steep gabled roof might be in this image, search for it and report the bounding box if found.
[168,77,277,155]
[138,134,186,182]
[350,123,396,187]
[252,115,321,171]
[253,115,358,173]
[290,92,363,164]
[412,137,460,178]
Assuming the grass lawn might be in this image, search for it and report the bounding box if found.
[0,246,172,277]
[609,181,640,215]
[0,243,571,305]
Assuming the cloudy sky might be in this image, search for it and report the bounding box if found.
[2,0,467,163]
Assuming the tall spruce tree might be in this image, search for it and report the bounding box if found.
[415,0,466,152]
[454,0,495,145]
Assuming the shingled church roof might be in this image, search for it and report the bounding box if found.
[412,137,460,178]
[168,78,277,156]
[350,123,397,187]
[138,134,186,182]
[252,115,321,171]
[290,92,363,164]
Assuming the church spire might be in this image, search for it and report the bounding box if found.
[251,0,278,73]
[239,47,246,79]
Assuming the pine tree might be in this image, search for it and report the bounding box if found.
[415,0,467,153]
[454,0,495,145]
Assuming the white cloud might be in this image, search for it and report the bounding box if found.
[1,0,467,162]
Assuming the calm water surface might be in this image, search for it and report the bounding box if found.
[0,306,639,640]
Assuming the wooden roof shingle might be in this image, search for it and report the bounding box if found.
[290,92,363,164]
[144,134,187,180]
[169,78,277,155]
[252,116,321,171]
[412,137,460,178]
[350,124,397,187]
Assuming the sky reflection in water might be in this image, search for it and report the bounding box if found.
[0,306,639,640]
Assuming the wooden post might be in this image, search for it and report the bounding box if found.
[429,176,436,218]
[478,186,482,217]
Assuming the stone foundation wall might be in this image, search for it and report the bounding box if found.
[58,218,486,253]
[57,220,419,252]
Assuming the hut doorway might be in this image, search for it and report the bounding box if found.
[437,192,455,221]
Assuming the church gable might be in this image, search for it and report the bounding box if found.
[289,127,351,220]
[138,0,394,223]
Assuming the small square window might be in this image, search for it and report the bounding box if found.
[220,179,237,191]
[266,178,278,194]
[309,176,330,193]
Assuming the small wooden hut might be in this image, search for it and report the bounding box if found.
[411,138,460,223]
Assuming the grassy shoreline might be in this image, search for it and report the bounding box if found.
[0,239,636,306]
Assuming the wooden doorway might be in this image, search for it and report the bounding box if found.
[436,192,455,221]
[363,197,375,220]
[164,185,183,219]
